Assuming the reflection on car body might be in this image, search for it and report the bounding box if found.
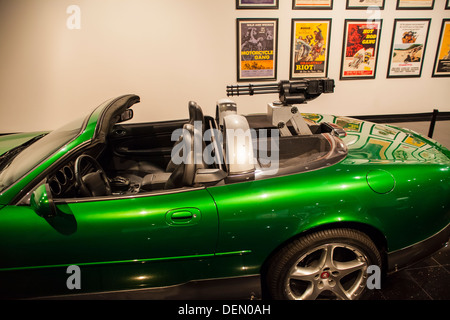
[0,80,448,300]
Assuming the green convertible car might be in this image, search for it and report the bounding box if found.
[0,79,449,300]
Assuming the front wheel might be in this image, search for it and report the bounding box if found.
[265,229,382,300]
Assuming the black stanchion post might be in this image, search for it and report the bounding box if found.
[428,109,439,138]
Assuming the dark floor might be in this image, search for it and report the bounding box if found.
[363,244,450,300]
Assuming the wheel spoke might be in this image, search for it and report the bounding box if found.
[334,259,367,278]
[332,283,352,300]
[299,283,321,300]
[318,244,336,268]
[290,266,317,282]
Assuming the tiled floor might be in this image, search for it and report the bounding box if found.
[364,245,450,300]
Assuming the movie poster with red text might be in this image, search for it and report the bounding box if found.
[340,20,382,80]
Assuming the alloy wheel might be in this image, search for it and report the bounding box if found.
[284,243,369,300]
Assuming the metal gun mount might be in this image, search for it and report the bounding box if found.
[226,78,335,136]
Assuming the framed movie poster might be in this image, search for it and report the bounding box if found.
[236,0,279,9]
[387,19,431,78]
[290,19,332,79]
[292,0,333,10]
[396,0,435,9]
[432,19,450,77]
[237,18,278,82]
[346,0,385,9]
[340,20,382,80]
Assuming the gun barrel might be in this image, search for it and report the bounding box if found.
[226,78,335,105]
[226,83,279,97]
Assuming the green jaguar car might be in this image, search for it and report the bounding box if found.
[0,80,449,300]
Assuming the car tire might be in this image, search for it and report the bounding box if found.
[265,228,382,300]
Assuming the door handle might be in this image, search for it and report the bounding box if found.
[165,208,201,226]
[171,211,194,221]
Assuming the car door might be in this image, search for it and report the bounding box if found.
[105,119,187,171]
[0,187,218,299]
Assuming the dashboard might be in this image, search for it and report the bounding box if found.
[48,162,77,198]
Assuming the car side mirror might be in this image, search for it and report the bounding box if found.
[30,184,57,218]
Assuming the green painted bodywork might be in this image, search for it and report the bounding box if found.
[29,184,54,218]
[0,102,449,298]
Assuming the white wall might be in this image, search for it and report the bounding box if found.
[0,0,449,133]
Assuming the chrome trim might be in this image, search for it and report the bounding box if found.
[31,275,262,300]
[54,186,206,204]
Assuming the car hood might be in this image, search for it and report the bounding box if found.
[0,132,48,157]
[304,113,450,165]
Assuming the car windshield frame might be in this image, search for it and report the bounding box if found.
[0,116,87,193]
[0,95,139,203]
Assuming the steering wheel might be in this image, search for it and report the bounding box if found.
[74,154,112,197]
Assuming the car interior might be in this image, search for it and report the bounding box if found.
[45,99,346,200]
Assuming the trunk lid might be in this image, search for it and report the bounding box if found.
[304,113,450,165]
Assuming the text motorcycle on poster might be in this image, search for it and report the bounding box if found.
[387,19,431,78]
[341,20,382,80]
[433,19,450,77]
[290,19,332,79]
[237,19,278,81]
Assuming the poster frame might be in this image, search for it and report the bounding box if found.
[346,0,385,10]
[292,0,333,10]
[432,19,450,78]
[387,18,431,79]
[236,0,279,10]
[236,18,279,82]
[396,0,435,10]
[340,19,383,81]
[289,18,332,80]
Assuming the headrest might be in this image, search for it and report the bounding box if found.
[216,98,237,127]
[223,114,255,175]
[188,101,204,125]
